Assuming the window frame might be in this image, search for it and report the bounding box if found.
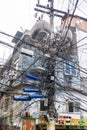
[68,102,80,112]
[64,61,77,76]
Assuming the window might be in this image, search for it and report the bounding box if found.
[69,102,80,112]
[64,61,76,75]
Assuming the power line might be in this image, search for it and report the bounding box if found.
[57,0,79,50]
[0,40,15,49]
[69,0,87,17]
[0,51,87,91]
[1,30,87,79]
[58,35,87,52]
[0,20,87,119]
[83,0,87,4]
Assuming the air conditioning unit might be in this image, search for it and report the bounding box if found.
[21,48,34,56]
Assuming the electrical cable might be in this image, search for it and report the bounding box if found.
[77,42,87,49]
[0,22,87,122]
[45,82,87,113]
[0,30,87,85]
[57,0,79,50]
[40,78,87,115]
[59,33,87,53]
[42,74,87,102]
[55,82,87,97]
[1,81,87,123]
[0,50,87,92]
[66,91,87,106]
[56,54,87,78]
[0,54,42,90]
[56,54,87,75]
[53,3,87,55]
[83,0,87,3]
[0,40,15,49]
[0,29,52,89]
[0,101,23,118]
[0,99,41,124]
[9,89,85,119]
[69,0,87,17]
[54,35,87,75]
[54,99,87,112]
[0,51,87,103]
[42,35,87,78]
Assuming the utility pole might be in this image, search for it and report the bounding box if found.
[47,1,55,130]
[35,1,56,130]
[49,0,54,31]
[35,0,57,117]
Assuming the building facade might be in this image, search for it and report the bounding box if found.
[0,18,87,129]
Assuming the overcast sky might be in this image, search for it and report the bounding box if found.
[0,0,87,71]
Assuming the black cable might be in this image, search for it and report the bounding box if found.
[0,40,15,49]
[45,52,87,77]
[55,81,87,97]
[0,52,87,93]
[59,35,87,52]
[77,42,87,49]
[0,82,10,88]
[65,91,87,106]
[0,99,41,124]
[0,86,85,121]
[55,56,87,79]
[45,81,87,112]
[58,0,79,50]
[56,55,87,75]
[69,0,87,17]
[54,99,87,112]
[1,83,85,121]
[55,35,87,74]
[0,31,43,49]
[11,56,42,83]
[2,53,86,97]
[1,31,87,89]
[0,20,87,78]
[83,0,87,3]
[47,35,87,77]
[0,55,42,90]
[0,99,23,117]
[0,1,87,123]
[0,30,51,90]
[1,28,87,119]
[55,74,80,87]
[45,75,87,99]
[41,78,86,115]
